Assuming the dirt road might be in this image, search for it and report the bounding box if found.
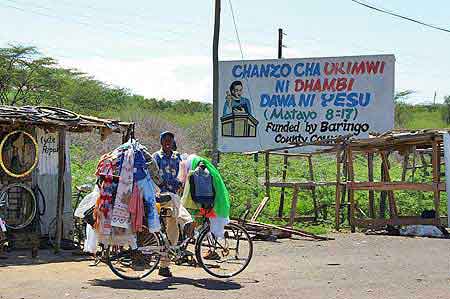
[1,233,449,299]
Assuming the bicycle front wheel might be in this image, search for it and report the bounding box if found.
[196,222,253,278]
[106,230,161,280]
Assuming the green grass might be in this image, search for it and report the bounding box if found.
[70,104,449,235]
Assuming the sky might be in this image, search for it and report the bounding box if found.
[0,0,449,104]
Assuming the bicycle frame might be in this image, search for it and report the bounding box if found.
[137,216,209,260]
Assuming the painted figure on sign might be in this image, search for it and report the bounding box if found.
[221,80,259,138]
[222,80,253,117]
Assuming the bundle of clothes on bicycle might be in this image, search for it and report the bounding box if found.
[76,131,230,277]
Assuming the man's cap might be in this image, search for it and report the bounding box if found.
[160,131,175,144]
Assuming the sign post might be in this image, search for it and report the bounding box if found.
[212,0,221,165]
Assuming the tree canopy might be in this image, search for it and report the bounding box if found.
[0,45,211,116]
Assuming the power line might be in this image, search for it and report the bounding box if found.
[2,0,211,48]
[227,0,245,60]
[350,0,450,34]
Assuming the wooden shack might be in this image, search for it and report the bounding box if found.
[0,106,133,252]
[249,130,449,233]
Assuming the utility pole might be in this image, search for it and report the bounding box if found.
[278,28,287,59]
[278,28,283,59]
[277,27,287,217]
[212,0,221,166]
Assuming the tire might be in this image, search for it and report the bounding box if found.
[195,222,253,278]
[36,106,80,121]
[0,130,39,178]
[106,230,161,280]
[0,183,37,230]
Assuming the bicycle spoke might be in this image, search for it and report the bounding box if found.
[196,223,253,278]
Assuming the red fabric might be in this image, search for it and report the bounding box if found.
[129,182,144,232]
[199,207,216,218]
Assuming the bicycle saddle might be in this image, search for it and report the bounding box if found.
[158,193,172,203]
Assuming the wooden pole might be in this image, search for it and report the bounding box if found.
[212,0,221,166]
[308,155,319,221]
[289,185,299,228]
[432,139,441,223]
[381,151,398,218]
[341,151,349,225]
[278,28,283,59]
[347,147,356,233]
[335,149,342,231]
[55,129,66,253]
[251,153,259,210]
[265,151,270,198]
[401,152,409,181]
[367,152,375,218]
[379,158,387,219]
[278,150,288,218]
[411,146,417,181]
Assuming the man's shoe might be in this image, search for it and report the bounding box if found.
[158,267,173,277]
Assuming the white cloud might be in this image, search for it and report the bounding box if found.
[59,55,213,102]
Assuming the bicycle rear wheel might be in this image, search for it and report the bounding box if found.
[196,222,253,278]
[106,230,161,280]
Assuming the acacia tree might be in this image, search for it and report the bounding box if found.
[442,95,450,124]
[0,45,60,106]
[394,90,414,128]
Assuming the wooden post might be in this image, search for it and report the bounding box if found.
[401,152,409,181]
[265,151,270,198]
[341,151,349,225]
[278,150,288,218]
[289,185,299,228]
[251,153,259,210]
[381,151,398,218]
[211,0,221,166]
[347,147,356,233]
[335,149,342,231]
[411,146,417,181]
[432,139,441,223]
[367,152,375,218]
[379,158,387,219]
[308,155,319,221]
[55,129,66,253]
[419,152,429,176]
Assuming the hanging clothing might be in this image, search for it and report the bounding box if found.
[93,140,160,246]
[137,174,161,233]
[191,156,230,219]
[111,145,134,229]
[129,182,144,232]
[181,156,230,239]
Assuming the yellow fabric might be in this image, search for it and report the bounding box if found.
[180,172,200,210]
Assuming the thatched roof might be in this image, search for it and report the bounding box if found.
[0,106,133,135]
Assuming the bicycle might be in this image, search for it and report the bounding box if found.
[105,205,253,280]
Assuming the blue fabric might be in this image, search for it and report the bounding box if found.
[222,97,252,116]
[152,150,182,193]
[137,174,161,233]
[133,146,148,181]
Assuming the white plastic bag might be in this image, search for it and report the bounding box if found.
[74,185,99,218]
[83,224,98,253]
